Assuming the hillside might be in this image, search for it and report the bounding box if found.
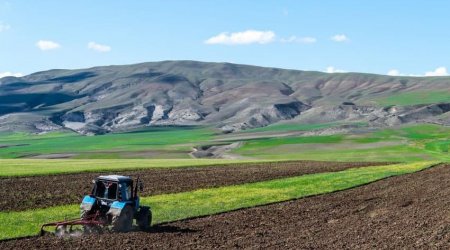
[0,60,449,135]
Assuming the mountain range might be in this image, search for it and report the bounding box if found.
[0,60,449,135]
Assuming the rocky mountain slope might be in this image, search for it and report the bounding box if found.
[0,60,449,134]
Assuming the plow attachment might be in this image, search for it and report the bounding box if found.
[40,213,106,237]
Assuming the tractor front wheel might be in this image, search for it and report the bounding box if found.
[112,206,134,232]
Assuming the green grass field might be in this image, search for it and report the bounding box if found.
[0,126,214,159]
[241,122,341,133]
[0,159,269,177]
[0,123,448,163]
[372,91,450,106]
[232,124,450,162]
[0,162,435,240]
[240,121,367,133]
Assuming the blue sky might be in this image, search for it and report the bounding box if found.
[1,0,450,77]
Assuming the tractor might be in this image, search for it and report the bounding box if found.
[40,175,152,236]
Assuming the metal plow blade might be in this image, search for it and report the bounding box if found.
[40,214,106,237]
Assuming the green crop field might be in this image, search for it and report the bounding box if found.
[0,159,269,177]
[0,123,448,163]
[0,126,214,159]
[0,162,435,240]
[235,135,344,150]
[240,121,368,133]
[241,122,341,133]
[231,124,450,162]
[372,91,450,106]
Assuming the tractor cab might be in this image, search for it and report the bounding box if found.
[92,175,135,202]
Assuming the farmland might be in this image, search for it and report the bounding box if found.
[0,158,266,177]
[0,161,434,241]
[232,123,450,162]
[0,126,214,159]
[0,123,448,248]
[1,161,385,211]
[0,123,448,162]
[371,90,450,106]
[5,162,446,249]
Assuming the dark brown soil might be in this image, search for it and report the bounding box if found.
[0,161,384,211]
[2,164,449,249]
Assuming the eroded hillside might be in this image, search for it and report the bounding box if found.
[0,61,448,134]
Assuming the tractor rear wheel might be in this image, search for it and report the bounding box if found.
[137,207,152,231]
[112,206,134,232]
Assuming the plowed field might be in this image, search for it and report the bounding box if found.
[0,161,384,211]
[1,164,448,249]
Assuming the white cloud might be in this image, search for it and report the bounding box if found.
[331,34,349,42]
[281,36,317,44]
[325,66,346,73]
[0,22,10,32]
[205,30,276,45]
[425,66,448,76]
[0,71,23,78]
[387,69,400,76]
[36,40,61,51]
[88,41,111,52]
[385,67,449,77]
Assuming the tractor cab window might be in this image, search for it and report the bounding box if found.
[120,182,133,201]
[94,181,118,200]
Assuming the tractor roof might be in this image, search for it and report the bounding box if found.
[96,175,132,182]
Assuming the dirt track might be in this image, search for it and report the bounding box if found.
[2,164,450,249]
[0,161,384,211]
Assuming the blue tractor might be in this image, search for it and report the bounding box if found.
[41,175,152,235]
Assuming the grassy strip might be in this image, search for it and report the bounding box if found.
[373,91,450,106]
[249,145,435,162]
[0,162,436,240]
[233,124,450,162]
[241,122,368,133]
[241,122,341,133]
[235,135,344,151]
[0,159,270,177]
[0,127,214,158]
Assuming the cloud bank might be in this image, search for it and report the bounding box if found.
[280,36,317,44]
[88,42,111,52]
[325,66,346,73]
[387,67,449,77]
[331,34,349,42]
[425,66,448,76]
[205,30,276,45]
[36,40,61,50]
[387,69,400,76]
[0,72,23,78]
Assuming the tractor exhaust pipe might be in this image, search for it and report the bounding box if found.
[134,176,140,199]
